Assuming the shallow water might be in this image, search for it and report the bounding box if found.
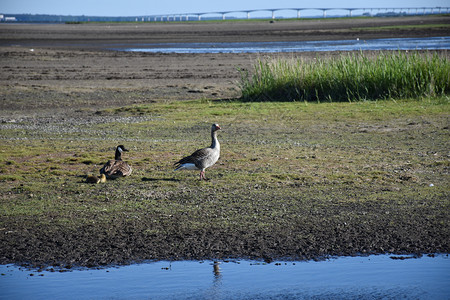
[1,255,449,299]
[117,36,450,53]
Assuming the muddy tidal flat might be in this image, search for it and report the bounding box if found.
[0,15,449,268]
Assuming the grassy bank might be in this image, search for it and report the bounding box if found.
[1,97,449,266]
[239,52,450,102]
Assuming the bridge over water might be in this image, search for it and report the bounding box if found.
[142,7,449,22]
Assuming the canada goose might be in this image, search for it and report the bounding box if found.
[86,173,106,184]
[100,145,132,178]
[174,124,221,180]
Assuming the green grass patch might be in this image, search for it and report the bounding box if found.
[239,52,450,102]
[0,174,24,181]
[0,98,448,234]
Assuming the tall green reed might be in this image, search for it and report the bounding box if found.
[238,52,450,102]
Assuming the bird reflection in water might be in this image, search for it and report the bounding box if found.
[213,261,221,279]
[208,261,223,298]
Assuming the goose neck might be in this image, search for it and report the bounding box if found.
[211,130,220,149]
[115,149,123,160]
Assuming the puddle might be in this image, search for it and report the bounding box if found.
[116,36,450,53]
[1,254,449,299]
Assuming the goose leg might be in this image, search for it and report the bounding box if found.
[200,170,206,180]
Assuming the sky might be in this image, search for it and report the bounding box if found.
[1,0,449,16]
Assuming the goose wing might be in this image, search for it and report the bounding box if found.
[100,160,132,177]
[174,147,213,169]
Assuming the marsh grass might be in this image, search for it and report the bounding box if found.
[239,52,450,102]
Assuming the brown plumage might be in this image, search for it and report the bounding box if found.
[100,145,132,178]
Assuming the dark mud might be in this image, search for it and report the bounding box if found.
[3,190,448,270]
[0,15,449,269]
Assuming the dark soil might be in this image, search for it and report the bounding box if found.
[0,15,449,269]
[4,196,448,269]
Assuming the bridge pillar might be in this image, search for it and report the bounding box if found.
[247,12,250,19]
[297,10,301,18]
[272,10,275,19]
[349,9,352,17]
[323,10,327,18]
[222,13,225,20]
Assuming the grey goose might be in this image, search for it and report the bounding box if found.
[174,123,221,180]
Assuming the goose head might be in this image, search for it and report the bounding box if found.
[212,124,221,132]
[115,145,129,160]
[117,145,129,152]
